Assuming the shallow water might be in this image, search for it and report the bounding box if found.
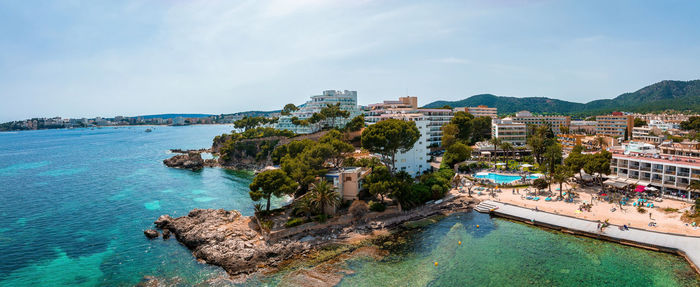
[0,127,697,286]
[0,126,289,286]
[337,213,699,286]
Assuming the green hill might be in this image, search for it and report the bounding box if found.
[424,80,700,115]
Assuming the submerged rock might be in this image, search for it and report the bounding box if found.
[144,229,159,239]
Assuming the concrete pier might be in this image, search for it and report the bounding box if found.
[477,200,700,274]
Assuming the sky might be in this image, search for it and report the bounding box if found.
[1,0,699,122]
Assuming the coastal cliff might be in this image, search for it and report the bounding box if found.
[153,209,310,276]
[149,195,476,281]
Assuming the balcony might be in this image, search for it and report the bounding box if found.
[640,166,651,171]
[678,172,690,177]
[651,178,662,184]
[653,169,664,173]
[665,170,677,175]
[677,182,690,188]
[664,180,676,185]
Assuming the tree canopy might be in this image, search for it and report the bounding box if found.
[249,169,298,211]
[361,119,420,173]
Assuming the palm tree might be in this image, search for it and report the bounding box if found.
[295,196,315,220]
[552,166,573,199]
[309,179,341,216]
[500,142,514,168]
[688,180,700,205]
[489,137,502,166]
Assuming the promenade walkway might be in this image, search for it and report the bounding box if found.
[478,200,700,274]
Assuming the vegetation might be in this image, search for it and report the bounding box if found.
[285,217,306,228]
[527,125,556,164]
[633,118,647,127]
[233,116,278,131]
[368,200,387,212]
[532,178,549,191]
[361,119,420,173]
[349,200,369,222]
[307,179,341,216]
[680,116,700,131]
[249,169,298,211]
[441,111,492,146]
[423,80,700,115]
[442,142,472,168]
[344,115,365,132]
[281,103,299,116]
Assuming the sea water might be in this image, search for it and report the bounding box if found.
[0,126,697,286]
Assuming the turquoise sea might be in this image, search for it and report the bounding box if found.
[0,126,698,286]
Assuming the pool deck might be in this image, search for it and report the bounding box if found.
[478,200,700,274]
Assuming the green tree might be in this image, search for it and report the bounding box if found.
[633,118,647,127]
[282,103,299,116]
[499,142,514,163]
[365,166,392,203]
[249,169,298,211]
[552,165,573,198]
[542,143,563,193]
[451,111,474,143]
[583,150,611,191]
[361,119,420,173]
[471,116,492,143]
[443,142,471,168]
[320,130,355,167]
[441,123,459,148]
[345,115,365,131]
[489,137,502,164]
[308,179,341,216]
[564,145,588,179]
[319,103,350,128]
[532,178,549,194]
[680,116,700,131]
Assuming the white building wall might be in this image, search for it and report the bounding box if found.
[394,119,430,176]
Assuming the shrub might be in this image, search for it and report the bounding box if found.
[314,214,328,223]
[368,200,386,212]
[285,217,305,228]
[637,207,647,214]
[349,200,369,221]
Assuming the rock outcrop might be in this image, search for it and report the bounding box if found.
[144,229,159,239]
[153,209,310,276]
[163,151,204,170]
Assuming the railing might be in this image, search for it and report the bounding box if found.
[653,169,664,173]
[678,173,690,177]
[640,167,651,171]
[664,180,676,185]
[665,170,677,175]
[651,179,662,183]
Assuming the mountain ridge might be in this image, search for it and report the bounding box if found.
[423,80,700,115]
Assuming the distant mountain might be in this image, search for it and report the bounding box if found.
[424,80,700,115]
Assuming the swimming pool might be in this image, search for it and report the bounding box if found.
[473,173,539,184]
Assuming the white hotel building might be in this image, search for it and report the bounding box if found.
[367,112,431,176]
[610,149,700,201]
[365,97,453,148]
[276,90,361,134]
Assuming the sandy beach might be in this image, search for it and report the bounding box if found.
[452,181,700,236]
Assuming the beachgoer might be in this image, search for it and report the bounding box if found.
[649,212,652,219]
[597,222,601,230]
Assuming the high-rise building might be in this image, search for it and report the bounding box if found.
[366,112,431,176]
[454,105,498,119]
[512,111,570,135]
[276,90,361,134]
[491,118,527,147]
[596,113,634,138]
[365,97,453,147]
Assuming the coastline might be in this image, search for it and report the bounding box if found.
[148,193,477,283]
[478,200,700,275]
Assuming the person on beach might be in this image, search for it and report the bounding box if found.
[649,212,652,219]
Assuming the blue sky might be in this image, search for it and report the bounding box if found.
[1,0,699,122]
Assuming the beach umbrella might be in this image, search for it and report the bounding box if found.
[520,164,534,168]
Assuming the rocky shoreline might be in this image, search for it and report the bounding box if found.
[146,194,477,283]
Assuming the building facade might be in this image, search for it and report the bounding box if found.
[595,113,634,138]
[512,111,570,135]
[365,97,453,148]
[611,151,700,201]
[632,126,666,144]
[276,90,361,134]
[366,112,431,176]
[453,105,498,119]
[491,118,527,147]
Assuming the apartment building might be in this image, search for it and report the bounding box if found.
[367,112,431,176]
[491,118,527,147]
[610,151,700,201]
[632,126,666,144]
[365,97,453,148]
[324,167,371,201]
[453,105,498,119]
[570,120,597,135]
[595,112,634,138]
[557,134,586,151]
[512,111,570,135]
[276,90,361,134]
